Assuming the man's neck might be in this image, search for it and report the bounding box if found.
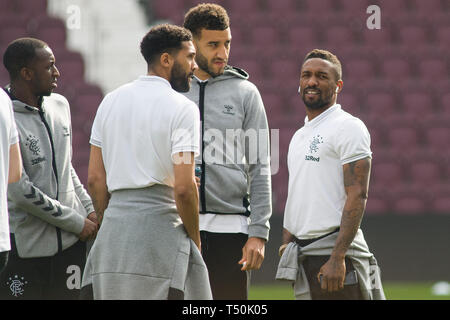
[305,102,336,121]
[9,83,40,108]
[194,68,210,81]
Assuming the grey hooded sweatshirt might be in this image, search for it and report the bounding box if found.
[6,90,94,258]
[183,66,272,240]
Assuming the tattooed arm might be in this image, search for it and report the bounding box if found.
[317,156,372,292]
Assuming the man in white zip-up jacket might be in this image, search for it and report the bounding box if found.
[0,38,97,299]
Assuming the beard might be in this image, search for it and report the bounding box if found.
[195,50,225,78]
[301,87,334,110]
[170,61,192,93]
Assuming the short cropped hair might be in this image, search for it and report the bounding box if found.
[140,24,192,66]
[3,37,48,80]
[183,3,230,38]
[303,49,342,81]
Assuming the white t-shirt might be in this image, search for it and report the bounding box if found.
[0,89,19,252]
[283,104,372,239]
[90,76,200,192]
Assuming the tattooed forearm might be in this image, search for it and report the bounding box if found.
[331,157,372,259]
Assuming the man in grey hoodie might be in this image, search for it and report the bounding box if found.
[183,3,272,300]
[0,38,97,299]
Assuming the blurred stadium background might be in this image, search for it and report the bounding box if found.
[1,0,450,299]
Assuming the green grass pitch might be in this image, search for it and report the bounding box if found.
[248,282,450,300]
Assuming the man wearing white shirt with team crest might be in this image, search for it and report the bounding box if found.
[277,49,385,300]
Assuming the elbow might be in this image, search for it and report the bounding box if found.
[174,183,196,201]
[87,172,104,193]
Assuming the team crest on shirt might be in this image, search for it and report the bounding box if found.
[6,274,28,297]
[309,135,323,153]
[25,134,41,155]
[305,135,323,162]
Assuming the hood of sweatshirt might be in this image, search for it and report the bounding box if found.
[206,65,249,84]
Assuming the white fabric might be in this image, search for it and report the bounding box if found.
[90,76,200,192]
[0,89,19,252]
[283,104,372,239]
[199,214,249,234]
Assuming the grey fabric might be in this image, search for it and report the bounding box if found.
[7,92,93,258]
[183,66,272,240]
[81,185,212,300]
[276,229,385,300]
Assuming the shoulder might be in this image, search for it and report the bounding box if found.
[333,108,369,134]
[43,93,70,114]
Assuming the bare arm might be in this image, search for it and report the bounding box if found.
[173,152,200,250]
[319,157,371,292]
[87,145,110,226]
[8,142,22,184]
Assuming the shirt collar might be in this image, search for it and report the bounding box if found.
[304,104,341,127]
[137,75,171,88]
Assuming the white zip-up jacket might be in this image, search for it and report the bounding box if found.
[6,90,93,258]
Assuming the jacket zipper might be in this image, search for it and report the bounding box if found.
[198,82,207,213]
[38,109,63,253]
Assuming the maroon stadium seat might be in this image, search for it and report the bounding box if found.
[424,127,450,152]
[338,0,369,14]
[360,28,393,48]
[397,25,428,46]
[431,196,450,214]
[365,91,398,117]
[393,196,427,215]
[150,0,185,21]
[436,26,450,50]
[248,25,280,48]
[411,0,444,14]
[365,195,390,215]
[322,25,357,49]
[29,16,67,49]
[338,92,361,116]
[371,161,406,190]
[381,58,413,82]
[15,0,47,16]
[344,58,376,84]
[303,0,336,13]
[400,92,434,115]
[56,51,85,82]
[408,161,441,186]
[386,127,421,152]
[227,0,262,13]
[418,59,449,81]
[265,0,298,13]
[286,25,321,50]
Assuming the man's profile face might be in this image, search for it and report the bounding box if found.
[28,47,60,97]
[193,28,231,78]
[299,58,341,110]
[170,41,197,92]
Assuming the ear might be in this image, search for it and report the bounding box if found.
[20,67,33,81]
[335,80,343,94]
[159,52,174,68]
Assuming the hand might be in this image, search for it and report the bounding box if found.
[87,211,98,228]
[238,237,265,271]
[317,256,346,293]
[195,176,200,188]
[79,218,98,241]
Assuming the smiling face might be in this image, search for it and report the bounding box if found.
[28,47,60,97]
[193,28,231,80]
[299,58,342,112]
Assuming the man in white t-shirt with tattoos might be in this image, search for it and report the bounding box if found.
[277,49,385,300]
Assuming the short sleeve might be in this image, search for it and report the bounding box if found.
[336,118,372,165]
[171,101,200,159]
[8,99,19,146]
[89,96,107,148]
